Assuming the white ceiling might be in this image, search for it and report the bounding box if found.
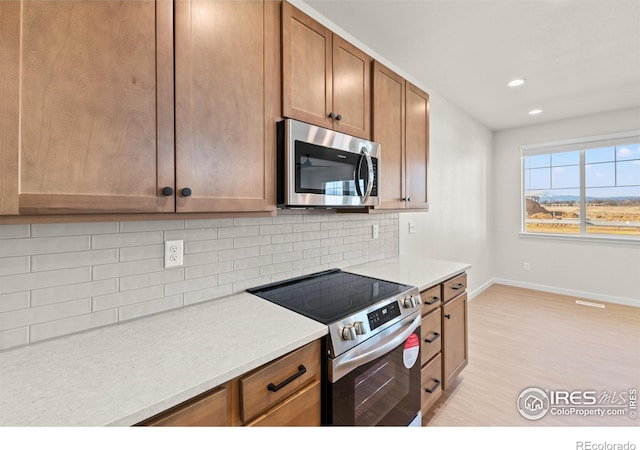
[303,0,640,131]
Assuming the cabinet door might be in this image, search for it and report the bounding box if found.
[1,0,174,215]
[332,35,371,140]
[282,1,333,130]
[175,0,277,213]
[372,61,405,209]
[405,82,429,210]
[442,292,468,390]
[142,385,229,426]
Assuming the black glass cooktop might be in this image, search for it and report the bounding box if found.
[247,269,412,324]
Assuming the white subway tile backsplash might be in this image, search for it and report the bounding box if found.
[0,299,90,331]
[0,212,398,351]
[0,256,30,276]
[118,295,183,322]
[31,222,117,237]
[0,236,90,257]
[0,268,91,295]
[0,292,30,313]
[92,258,164,280]
[30,309,117,343]
[92,231,163,249]
[0,327,29,350]
[32,249,117,272]
[0,224,30,239]
[119,268,184,292]
[31,279,118,307]
[92,286,164,311]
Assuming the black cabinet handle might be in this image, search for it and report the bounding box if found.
[444,314,451,320]
[424,296,440,305]
[328,112,335,119]
[424,379,441,394]
[267,364,307,392]
[181,187,192,197]
[451,283,465,291]
[403,197,412,202]
[335,114,342,121]
[423,331,441,343]
[161,187,173,196]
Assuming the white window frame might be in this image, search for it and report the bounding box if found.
[520,130,640,243]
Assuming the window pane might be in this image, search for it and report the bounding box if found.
[551,165,579,188]
[585,162,615,187]
[616,144,640,161]
[528,154,550,169]
[617,160,640,186]
[524,189,580,235]
[551,151,580,166]
[525,168,550,189]
[586,186,640,236]
[585,146,615,164]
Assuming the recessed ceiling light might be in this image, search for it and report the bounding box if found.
[508,78,526,87]
[528,109,543,115]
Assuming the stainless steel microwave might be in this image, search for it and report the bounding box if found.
[277,119,380,208]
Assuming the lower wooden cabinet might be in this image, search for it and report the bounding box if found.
[138,339,321,427]
[442,292,468,390]
[419,272,468,424]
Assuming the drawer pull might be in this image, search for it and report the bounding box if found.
[423,331,441,343]
[424,379,441,394]
[424,296,440,305]
[451,283,465,291]
[267,365,307,392]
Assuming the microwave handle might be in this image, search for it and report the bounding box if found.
[354,148,374,204]
[362,148,374,204]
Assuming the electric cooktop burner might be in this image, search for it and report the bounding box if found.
[247,269,413,324]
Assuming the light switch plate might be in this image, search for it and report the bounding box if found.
[372,224,379,239]
[408,221,416,234]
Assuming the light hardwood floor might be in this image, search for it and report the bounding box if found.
[423,284,640,426]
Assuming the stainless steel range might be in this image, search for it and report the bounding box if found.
[247,269,423,426]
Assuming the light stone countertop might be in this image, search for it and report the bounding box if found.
[0,291,327,427]
[346,254,471,291]
[0,254,469,427]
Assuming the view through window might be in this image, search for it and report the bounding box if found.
[522,132,640,238]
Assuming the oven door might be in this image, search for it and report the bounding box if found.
[327,313,421,426]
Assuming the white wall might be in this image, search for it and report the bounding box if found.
[493,107,640,306]
[399,92,494,297]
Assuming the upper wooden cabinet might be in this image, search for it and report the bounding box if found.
[0,0,174,215]
[0,0,277,217]
[174,0,278,213]
[372,61,429,210]
[282,1,371,140]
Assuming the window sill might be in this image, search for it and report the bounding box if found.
[519,232,640,245]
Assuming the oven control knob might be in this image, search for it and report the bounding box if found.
[353,321,366,335]
[412,295,422,306]
[341,325,357,341]
[403,296,416,308]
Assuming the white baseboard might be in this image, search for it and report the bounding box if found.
[468,278,496,301]
[491,278,640,308]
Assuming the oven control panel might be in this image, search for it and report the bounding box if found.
[367,301,401,331]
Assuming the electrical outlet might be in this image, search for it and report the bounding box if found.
[372,224,379,239]
[523,262,530,271]
[408,221,416,234]
[165,240,184,268]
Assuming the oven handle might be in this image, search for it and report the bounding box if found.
[329,313,421,383]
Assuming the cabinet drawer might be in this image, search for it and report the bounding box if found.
[421,353,442,416]
[420,285,441,314]
[246,379,321,427]
[141,384,229,426]
[239,340,320,423]
[443,272,467,303]
[421,308,441,366]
